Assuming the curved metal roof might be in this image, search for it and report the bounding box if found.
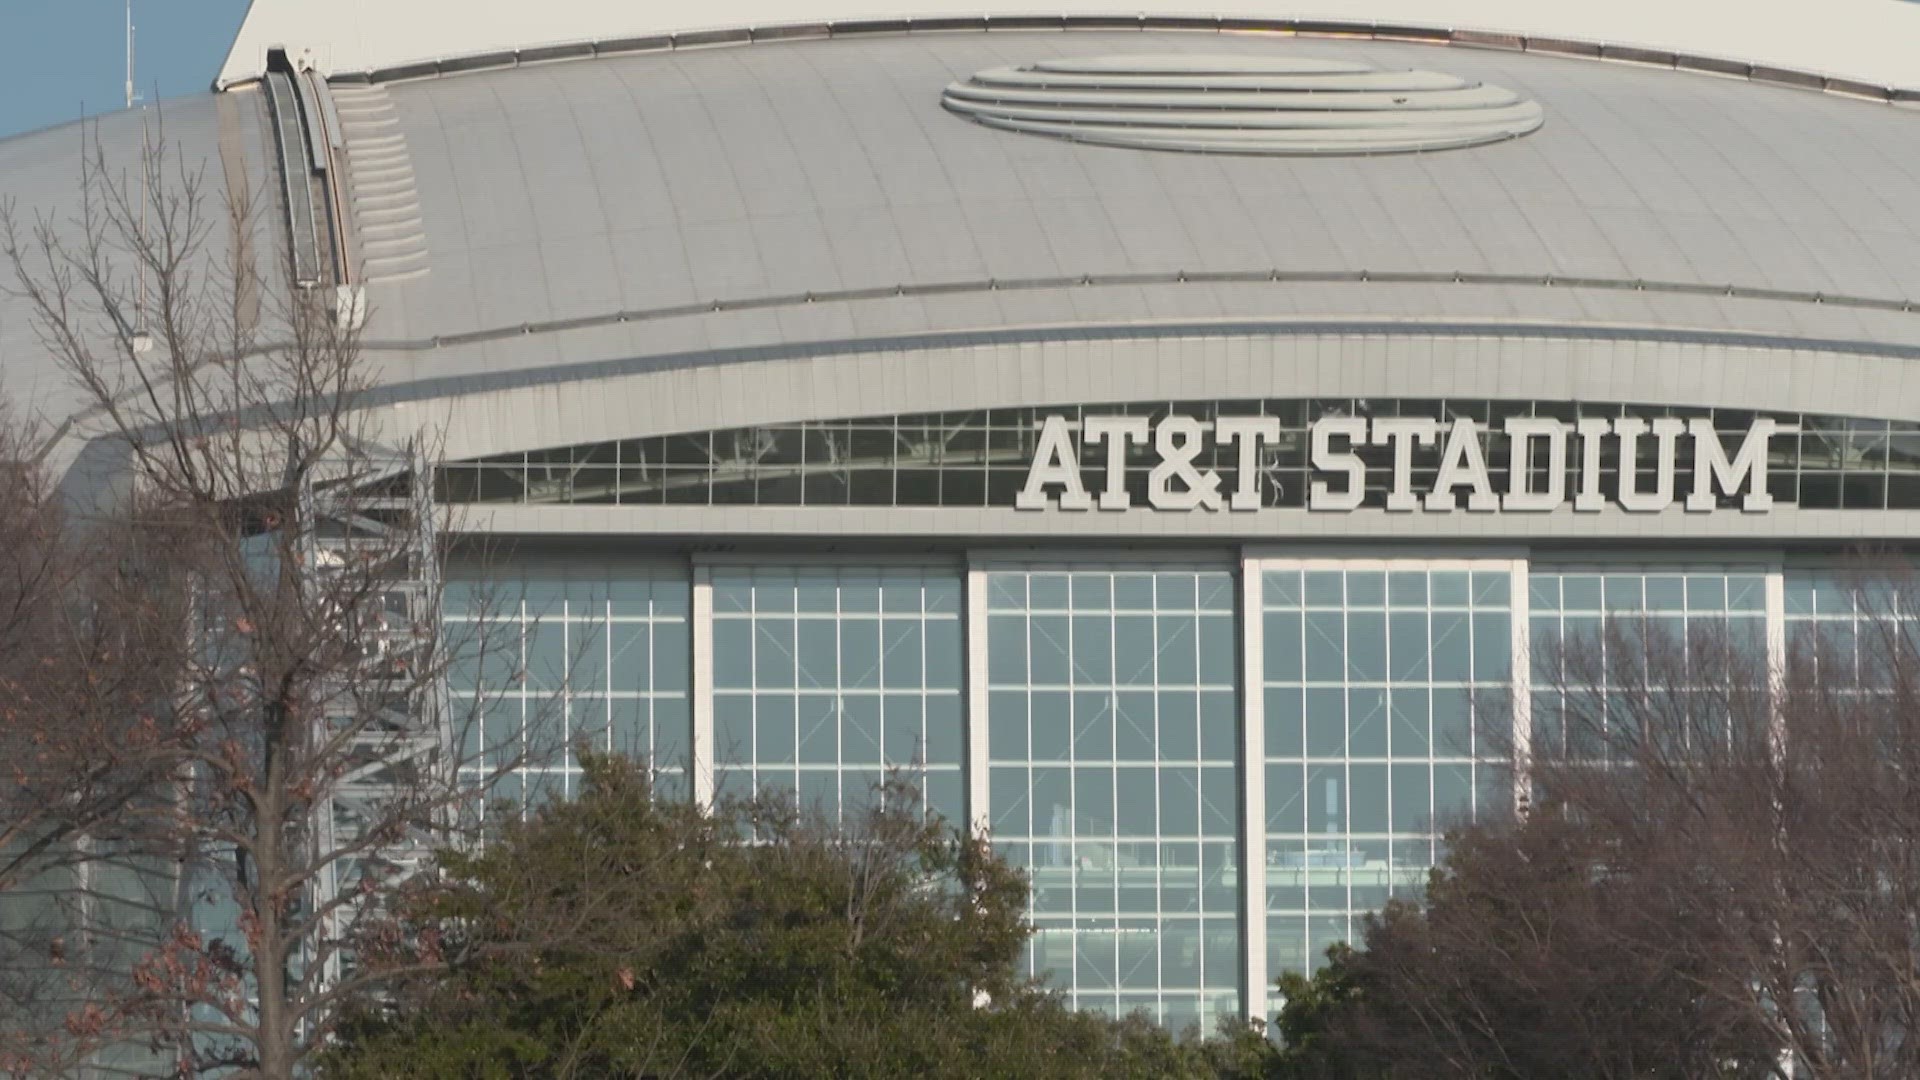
[345,32,1920,353]
[215,0,1920,92]
[4,28,1920,476]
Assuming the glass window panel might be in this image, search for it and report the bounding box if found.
[1031,573,1070,610]
[714,694,753,765]
[1430,613,1472,681]
[1116,768,1158,836]
[1031,615,1071,685]
[988,616,1028,684]
[926,770,964,826]
[798,696,839,765]
[880,579,922,614]
[1432,689,1473,757]
[1266,686,1304,758]
[1389,613,1429,682]
[1472,613,1512,681]
[924,695,962,766]
[754,620,796,688]
[839,618,881,688]
[1471,571,1510,607]
[1199,616,1236,686]
[1264,570,1302,606]
[1347,688,1388,757]
[1349,765,1388,833]
[756,694,797,764]
[1389,688,1429,756]
[1115,691,1157,760]
[1115,615,1158,685]
[1072,615,1114,685]
[1199,691,1236,761]
[1346,572,1385,607]
[1159,769,1200,835]
[1306,766,1344,835]
[1157,573,1198,611]
[990,767,1030,834]
[1031,691,1072,761]
[1305,688,1345,758]
[1434,764,1474,825]
[797,627,837,691]
[1264,612,1304,682]
[843,696,882,764]
[1304,571,1344,607]
[1157,615,1199,684]
[1430,572,1470,607]
[924,619,961,690]
[1071,573,1112,610]
[1267,765,1306,833]
[1305,612,1345,682]
[871,619,918,686]
[1346,612,1387,681]
[1074,692,1115,759]
[1158,691,1199,761]
[1201,767,1236,835]
[653,625,690,693]
[1114,573,1155,610]
[1391,765,1431,833]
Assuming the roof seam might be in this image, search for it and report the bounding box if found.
[347,269,1920,354]
[289,18,1920,106]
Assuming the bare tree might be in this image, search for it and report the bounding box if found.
[1300,561,1920,1079]
[1533,565,1920,1079]
[0,123,551,1078]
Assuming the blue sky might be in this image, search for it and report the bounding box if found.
[0,1,252,140]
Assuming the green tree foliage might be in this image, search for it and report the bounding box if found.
[325,755,1275,1079]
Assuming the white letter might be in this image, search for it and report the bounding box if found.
[1616,416,1684,512]
[1147,416,1224,511]
[1370,418,1439,512]
[1424,418,1497,512]
[1502,418,1567,511]
[1573,418,1610,512]
[1215,416,1281,512]
[1083,415,1151,511]
[1686,418,1777,512]
[1310,417,1368,511]
[1016,415,1091,510]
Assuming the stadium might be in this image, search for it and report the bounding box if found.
[4,0,1920,1031]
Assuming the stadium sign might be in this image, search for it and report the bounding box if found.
[1016,414,1780,514]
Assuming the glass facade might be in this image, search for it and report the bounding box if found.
[1528,568,1769,759]
[711,566,965,824]
[445,550,1916,1025]
[433,399,1920,512]
[446,565,692,809]
[1259,561,1513,985]
[985,567,1241,1028]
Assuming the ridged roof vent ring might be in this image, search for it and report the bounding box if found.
[941,54,1544,155]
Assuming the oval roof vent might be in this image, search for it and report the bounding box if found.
[941,54,1543,155]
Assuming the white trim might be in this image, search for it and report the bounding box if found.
[1237,553,1269,1019]
[1508,556,1532,816]
[1764,561,1787,753]
[691,564,716,806]
[965,567,991,838]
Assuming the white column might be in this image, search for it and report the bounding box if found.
[1238,554,1268,1020]
[1508,556,1533,817]
[1765,562,1787,761]
[690,563,715,808]
[965,565,992,839]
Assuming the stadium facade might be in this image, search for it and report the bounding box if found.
[5,0,1920,1029]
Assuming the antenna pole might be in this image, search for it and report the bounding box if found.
[125,0,135,110]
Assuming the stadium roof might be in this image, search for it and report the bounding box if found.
[215,0,1920,92]
[3,5,1919,480]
